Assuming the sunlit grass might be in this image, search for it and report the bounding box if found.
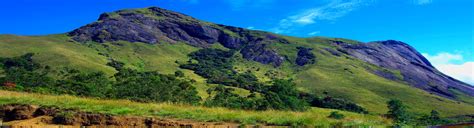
[0,90,391,126]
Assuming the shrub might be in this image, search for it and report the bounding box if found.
[106,59,125,70]
[328,111,345,119]
[309,96,368,114]
[387,99,412,125]
[174,70,185,77]
[416,110,448,126]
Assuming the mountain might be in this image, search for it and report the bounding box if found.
[1,7,473,116]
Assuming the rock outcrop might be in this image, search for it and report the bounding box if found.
[295,47,316,66]
[338,40,474,98]
[69,7,286,66]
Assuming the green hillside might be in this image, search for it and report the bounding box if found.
[1,34,473,118]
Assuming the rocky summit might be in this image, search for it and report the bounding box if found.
[69,7,287,66]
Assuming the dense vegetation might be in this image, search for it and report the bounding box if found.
[0,53,201,104]
[181,48,367,112]
[385,99,453,126]
[2,53,470,126]
[0,52,367,113]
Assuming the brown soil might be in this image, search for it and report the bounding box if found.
[0,104,248,128]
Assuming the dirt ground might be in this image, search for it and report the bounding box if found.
[0,104,256,128]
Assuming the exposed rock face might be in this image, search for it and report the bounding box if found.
[69,7,285,66]
[339,40,474,98]
[295,47,316,66]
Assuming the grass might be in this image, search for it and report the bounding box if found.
[289,38,474,116]
[0,90,391,126]
[0,34,115,74]
[0,34,473,119]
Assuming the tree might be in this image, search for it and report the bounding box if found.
[261,79,309,111]
[113,69,201,104]
[387,99,411,125]
[429,110,440,121]
[417,110,445,126]
[328,111,345,119]
[174,70,185,77]
[56,71,112,98]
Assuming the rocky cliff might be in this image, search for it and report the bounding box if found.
[338,40,474,98]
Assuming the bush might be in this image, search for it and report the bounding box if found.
[328,111,345,119]
[106,59,125,70]
[174,70,185,77]
[261,79,309,111]
[310,96,368,114]
[204,85,257,109]
[387,99,412,125]
[416,110,448,126]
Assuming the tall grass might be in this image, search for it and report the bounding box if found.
[0,90,391,126]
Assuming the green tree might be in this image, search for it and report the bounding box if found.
[174,70,185,77]
[387,99,411,125]
[56,71,112,98]
[113,69,201,104]
[328,111,345,119]
[0,53,54,90]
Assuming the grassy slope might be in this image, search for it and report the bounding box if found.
[0,34,473,117]
[234,35,474,116]
[0,90,390,126]
[0,34,114,74]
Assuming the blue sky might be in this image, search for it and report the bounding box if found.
[0,0,472,84]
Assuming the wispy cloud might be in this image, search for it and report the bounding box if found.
[272,0,373,34]
[423,52,474,85]
[308,31,321,36]
[413,0,433,5]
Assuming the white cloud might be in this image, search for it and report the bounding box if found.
[272,0,373,34]
[413,0,433,5]
[308,31,321,36]
[423,52,474,85]
[422,52,463,64]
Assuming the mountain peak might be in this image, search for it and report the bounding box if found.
[97,7,194,21]
[69,7,288,67]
